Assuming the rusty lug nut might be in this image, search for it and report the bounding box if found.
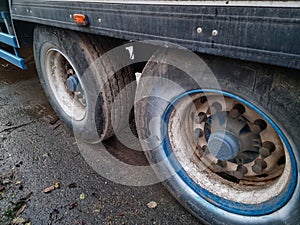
[252,159,267,174]
[210,102,222,115]
[197,145,207,157]
[194,112,206,124]
[193,128,204,140]
[234,104,246,114]
[252,119,267,134]
[198,145,208,157]
[229,109,240,119]
[198,112,207,124]
[234,165,248,179]
[229,104,246,119]
[260,141,276,158]
[263,141,276,151]
[251,124,262,134]
[260,147,271,158]
[214,160,227,172]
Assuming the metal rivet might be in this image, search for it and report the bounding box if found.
[69,14,73,18]
[212,30,218,36]
[98,18,102,23]
[26,9,29,13]
[196,27,202,34]
[14,8,17,11]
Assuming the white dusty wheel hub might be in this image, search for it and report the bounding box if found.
[168,92,292,205]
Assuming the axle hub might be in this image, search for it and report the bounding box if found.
[208,131,240,161]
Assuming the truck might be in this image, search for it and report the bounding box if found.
[0,0,299,224]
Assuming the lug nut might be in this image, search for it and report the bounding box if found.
[263,141,276,151]
[199,96,207,104]
[196,112,207,124]
[214,160,227,172]
[207,102,222,115]
[193,128,204,140]
[229,109,240,119]
[234,165,248,179]
[260,147,271,158]
[230,104,246,119]
[260,141,276,158]
[252,119,267,134]
[197,145,208,157]
[252,159,267,174]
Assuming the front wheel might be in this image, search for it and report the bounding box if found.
[135,48,299,224]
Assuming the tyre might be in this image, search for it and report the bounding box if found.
[34,26,135,143]
[135,48,299,224]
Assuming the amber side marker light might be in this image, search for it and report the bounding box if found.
[73,14,89,26]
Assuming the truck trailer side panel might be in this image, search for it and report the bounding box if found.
[10,0,300,69]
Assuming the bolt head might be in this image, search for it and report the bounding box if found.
[260,147,271,158]
[197,27,203,34]
[193,128,204,140]
[195,112,207,124]
[197,145,206,157]
[229,109,240,119]
[212,30,218,36]
[251,124,262,134]
[252,159,267,174]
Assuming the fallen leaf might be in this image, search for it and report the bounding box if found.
[12,217,27,224]
[54,182,60,189]
[80,193,85,200]
[69,202,78,210]
[0,185,5,192]
[43,185,55,193]
[94,209,101,213]
[42,153,50,158]
[15,181,22,185]
[20,192,32,201]
[49,116,59,125]
[16,203,27,216]
[146,201,158,209]
[2,178,11,185]
[68,183,78,189]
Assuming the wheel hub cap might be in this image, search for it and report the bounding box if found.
[66,75,80,92]
[208,131,240,161]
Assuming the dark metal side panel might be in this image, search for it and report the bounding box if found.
[11,0,300,69]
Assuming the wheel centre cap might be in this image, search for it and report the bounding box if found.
[66,75,80,92]
[208,131,240,161]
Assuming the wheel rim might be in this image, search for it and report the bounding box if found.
[162,89,297,216]
[44,48,87,121]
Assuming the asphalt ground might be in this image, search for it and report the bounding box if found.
[0,48,203,225]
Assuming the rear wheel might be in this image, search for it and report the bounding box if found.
[135,48,299,224]
[34,26,135,142]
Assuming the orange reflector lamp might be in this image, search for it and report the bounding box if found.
[73,14,89,26]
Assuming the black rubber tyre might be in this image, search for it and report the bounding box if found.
[135,48,300,225]
[34,26,135,143]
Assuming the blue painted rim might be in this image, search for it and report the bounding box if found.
[162,89,298,216]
